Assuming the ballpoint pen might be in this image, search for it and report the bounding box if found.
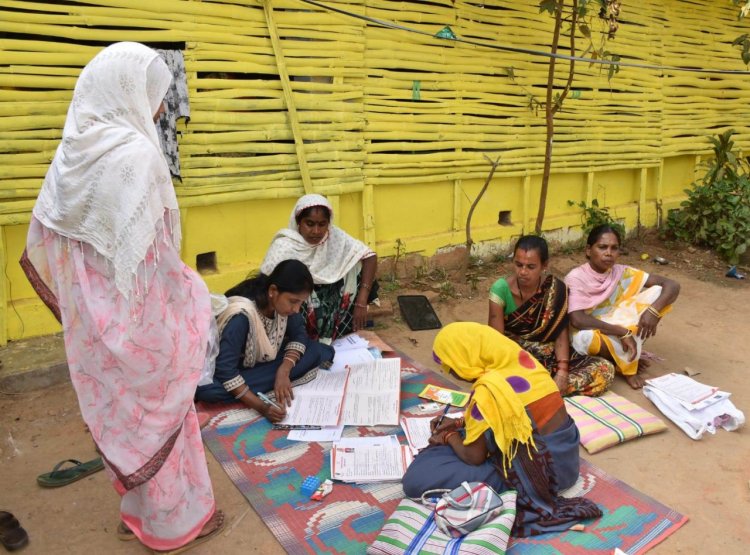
[434,403,452,432]
[257,391,282,410]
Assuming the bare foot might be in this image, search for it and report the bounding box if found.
[638,358,651,371]
[198,510,224,538]
[624,373,645,389]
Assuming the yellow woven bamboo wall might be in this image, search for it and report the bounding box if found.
[1,0,749,341]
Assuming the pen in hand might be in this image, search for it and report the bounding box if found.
[432,403,452,433]
[257,391,282,411]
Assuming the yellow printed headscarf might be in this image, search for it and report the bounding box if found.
[433,322,558,472]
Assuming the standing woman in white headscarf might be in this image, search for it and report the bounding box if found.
[260,194,378,343]
[20,42,224,552]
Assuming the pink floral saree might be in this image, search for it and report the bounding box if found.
[21,216,215,551]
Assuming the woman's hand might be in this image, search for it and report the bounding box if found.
[352,303,368,331]
[621,334,638,362]
[429,415,461,435]
[259,402,286,423]
[553,369,569,393]
[637,311,660,340]
[274,370,294,407]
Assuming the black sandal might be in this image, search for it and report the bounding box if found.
[0,512,28,552]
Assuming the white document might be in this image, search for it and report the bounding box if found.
[279,368,349,427]
[329,347,374,373]
[400,413,464,451]
[341,358,401,426]
[400,416,433,451]
[336,435,400,448]
[645,373,718,405]
[287,425,344,443]
[330,435,413,483]
[332,333,369,352]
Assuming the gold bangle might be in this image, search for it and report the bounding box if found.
[620,329,633,340]
[646,306,662,319]
[354,303,368,309]
[359,283,371,290]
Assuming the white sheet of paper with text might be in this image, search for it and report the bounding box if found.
[340,358,401,426]
[279,368,349,427]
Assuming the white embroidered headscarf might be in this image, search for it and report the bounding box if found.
[32,42,179,300]
[260,194,373,284]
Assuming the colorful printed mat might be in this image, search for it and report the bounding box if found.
[200,354,687,555]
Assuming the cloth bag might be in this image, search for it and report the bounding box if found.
[367,488,517,555]
[426,481,507,538]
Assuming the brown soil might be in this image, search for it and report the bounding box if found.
[2,240,749,554]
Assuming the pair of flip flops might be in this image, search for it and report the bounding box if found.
[36,458,104,488]
[0,512,28,551]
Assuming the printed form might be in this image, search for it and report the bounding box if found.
[341,358,401,426]
[330,435,413,483]
[279,368,350,427]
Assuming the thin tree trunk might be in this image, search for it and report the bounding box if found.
[465,155,501,251]
[535,0,578,234]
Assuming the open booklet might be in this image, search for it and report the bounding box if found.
[278,357,401,428]
[330,435,413,483]
[277,368,349,428]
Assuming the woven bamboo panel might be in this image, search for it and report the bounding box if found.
[0,0,748,214]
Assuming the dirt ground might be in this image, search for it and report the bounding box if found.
[1,236,749,554]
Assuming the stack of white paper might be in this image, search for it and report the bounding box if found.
[330,333,375,373]
[330,435,413,483]
[646,373,719,408]
[643,373,745,439]
[332,333,370,352]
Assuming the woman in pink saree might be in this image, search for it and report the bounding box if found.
[20,42,224,553]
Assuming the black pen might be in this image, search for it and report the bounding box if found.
[272,424,322,430]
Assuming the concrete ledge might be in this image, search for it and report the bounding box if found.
[0,333,70,394]
[0,361,70,394]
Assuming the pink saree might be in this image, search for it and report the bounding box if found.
[22,216,215,550]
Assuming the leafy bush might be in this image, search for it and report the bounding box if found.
[567,198,625,240]
[666,130,750,264]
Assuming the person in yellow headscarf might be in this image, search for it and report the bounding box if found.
[402,322,601,537]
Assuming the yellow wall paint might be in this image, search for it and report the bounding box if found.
[2,0,747,341]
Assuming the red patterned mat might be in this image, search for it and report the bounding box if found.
[200,354,687,554]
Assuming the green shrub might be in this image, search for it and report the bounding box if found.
[567,198,625,240]
[666,130,750,264]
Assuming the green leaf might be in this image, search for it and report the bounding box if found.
[539,0,557,14]
[579,23,591,38]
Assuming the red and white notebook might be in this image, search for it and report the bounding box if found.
[330,435,413,483]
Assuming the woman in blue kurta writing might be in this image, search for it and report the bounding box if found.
[195,259,334,422]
